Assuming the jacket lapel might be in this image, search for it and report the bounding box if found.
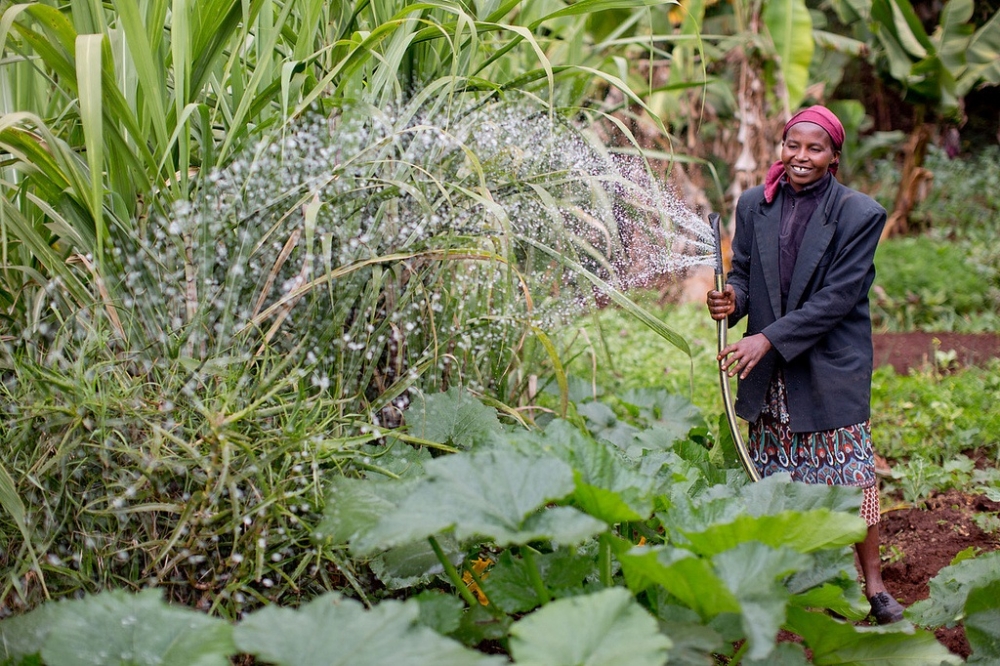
[786,182,841,311]
[753,199,783,320]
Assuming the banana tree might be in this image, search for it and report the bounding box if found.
[831,0,1000,236]
[633,0,819,213]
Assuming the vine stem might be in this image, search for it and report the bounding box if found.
[520,546,551,605]
[428,536,479,608]
[598,534,612,587]
[730,639,749,664]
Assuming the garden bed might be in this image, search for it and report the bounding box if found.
[872,334,1000,659]
[881,489,1000,658]
[872,331,1000,373]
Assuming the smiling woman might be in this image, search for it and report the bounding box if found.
[706,104,906,625]
[780,123,839,191]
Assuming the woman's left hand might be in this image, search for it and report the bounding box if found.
[718,333,773,379]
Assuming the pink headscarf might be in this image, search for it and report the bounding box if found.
[763,105,845,203]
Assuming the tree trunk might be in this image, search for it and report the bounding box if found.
[881,122,934,240]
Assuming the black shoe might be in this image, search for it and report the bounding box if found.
[868,592,905,624]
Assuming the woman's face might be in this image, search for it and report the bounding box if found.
[780,122,840,191]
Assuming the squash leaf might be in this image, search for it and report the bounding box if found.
[234,593,504,666]
[509,588,671,666]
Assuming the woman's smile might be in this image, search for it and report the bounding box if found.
[781,122,838,191]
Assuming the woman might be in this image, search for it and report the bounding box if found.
[706,105,904,625]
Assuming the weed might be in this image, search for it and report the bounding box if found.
[880,544,906,565]
[972,513,1000,535]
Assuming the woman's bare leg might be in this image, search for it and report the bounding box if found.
[855,524,886,596]
[856,524,905,623]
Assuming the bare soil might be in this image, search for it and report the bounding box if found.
[880,489,1000,658]
[872,331,1000,659]
[872,331,1000,374]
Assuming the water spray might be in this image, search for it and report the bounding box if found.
[709,212,761,482]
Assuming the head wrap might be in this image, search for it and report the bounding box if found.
[763,105,845,203]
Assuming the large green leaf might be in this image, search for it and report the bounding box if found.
[740,475,864,518]
[316,476,415,546]
[507,418,654,522]
[617,545,741,619]
[958,9,1000,95]
[762,0,815,109]
[234,593,505,666]
[318,471,467,589]
[29,589,235,666]
[407,387,503,449]
[352,448,606,556]
[661,472,863,539]
[370,534,464,590]
[873,0,932,57]
[0,602,58,662]
[744,642,811,666]
[508,587,671,666]
[713,542,811,661]
[907,550,1000,628]
[484,548,597,614]
[681,509,867,557]
[785,606,962,665]
[935,0,973,74]
[965,579,1000,663]
[618,388,703,433]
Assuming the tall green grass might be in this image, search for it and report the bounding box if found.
[1,0,697,615]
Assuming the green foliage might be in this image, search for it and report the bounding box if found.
[0,341,369,615]
[4,390,996,664]
[965,579,1000,663]
[507,588,671,666]
[0,589,233,666]
[867,146,1000,335]
[912,146,1000,244]
[563,301,730,418]
[232,593,504,666]
[872,236,999,332]
[831,0,1000,113]
[0,392,996,666]
[871,362,1000,463]
[908,550,1000,630]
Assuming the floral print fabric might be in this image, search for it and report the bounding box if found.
[749,369,881,526]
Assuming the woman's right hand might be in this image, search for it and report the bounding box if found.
[706,284,736,321]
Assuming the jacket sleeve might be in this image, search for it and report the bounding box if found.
[762,195,886,362]
[725,193,754,327]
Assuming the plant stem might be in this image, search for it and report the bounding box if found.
[730,639,749,664]
[598,534,612,587]
[519,546,551,605]
[428,536,479,608]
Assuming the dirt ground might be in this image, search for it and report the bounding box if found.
[880,489,1000,658]
[872,331,1000,374]
[871,331,1000,659]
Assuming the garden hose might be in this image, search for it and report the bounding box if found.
[710,212,761,483]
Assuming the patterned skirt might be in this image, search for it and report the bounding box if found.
[749,370,881,526]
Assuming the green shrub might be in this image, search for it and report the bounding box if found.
[872,236,1000,332]
[871,361,1000,464]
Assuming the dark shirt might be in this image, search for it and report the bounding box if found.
[778,172,832,313]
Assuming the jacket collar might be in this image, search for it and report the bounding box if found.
[753,179,844,316]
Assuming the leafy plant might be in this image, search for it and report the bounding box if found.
[3,389,987,664]
[1,0,711,615]
[871,362,1000,464]
[872,236,999,332]
[313,391,964,663]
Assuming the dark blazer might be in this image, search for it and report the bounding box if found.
[727,178,887,433]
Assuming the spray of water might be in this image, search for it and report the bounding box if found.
[34,95,716,411]
[3,95,721,612]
